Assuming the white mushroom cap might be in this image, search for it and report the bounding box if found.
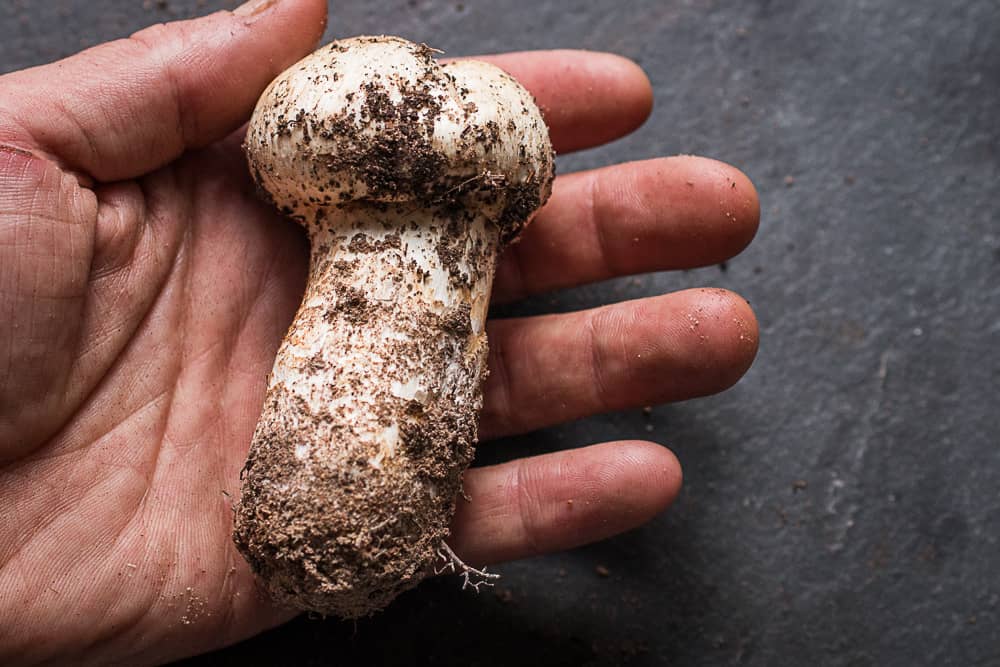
[245,36,554,243]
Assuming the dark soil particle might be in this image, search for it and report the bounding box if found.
[439,303,472,336]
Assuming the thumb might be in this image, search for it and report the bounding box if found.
[0,0,327,182]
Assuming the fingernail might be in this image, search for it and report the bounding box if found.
[234,0,279,19]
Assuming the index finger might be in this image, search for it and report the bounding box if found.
[473,50,653,154]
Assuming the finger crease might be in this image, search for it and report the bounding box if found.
[514,458,544,557]
[586,170,616,280]
[47,96,102,179]
[586,311,611,409]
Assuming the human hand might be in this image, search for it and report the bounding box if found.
[0,0,758,664]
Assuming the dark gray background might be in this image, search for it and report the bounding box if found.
[2,1,998,665]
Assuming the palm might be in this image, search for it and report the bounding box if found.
[1,139,307,662]
[1,3,759,665]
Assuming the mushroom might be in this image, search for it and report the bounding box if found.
[233,36,554,618]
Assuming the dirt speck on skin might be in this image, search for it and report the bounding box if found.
[178,588,206,626]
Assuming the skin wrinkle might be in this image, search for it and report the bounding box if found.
[85,189,172,356]
[141,265,190,466]
[89,499,155,571]
[73,492,175,663]
[1,290,81,303]
[171,217,251,451]
[1,548,40,657]
[0,207,78,226]
[74,270,149,377]
[513,457,546,559]
[217,225,302,470]
[117,468,182,643]
[90,186,147,281]
[28,167,183,464]
[141,460,243,662]
[31,296,163,461]
[44,95,103,179]
[0,456,142,612]
[77,582,157,666]
[0,122,41,157]
[2,159,91,457]
[206,534,244,657]
[0,163,25,386]
[126,29,192,164]
[16,388,170,470]
[585,167,620,280]
[228,224,297,346]
[187,149,273,348]
[0,150,29,384]
[21,165,40,352]
[482,320,517,438]
[0,468,48,565]
[20,161,80,420]
[585,308,613,412]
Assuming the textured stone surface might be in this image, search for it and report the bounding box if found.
[2,0,997,664]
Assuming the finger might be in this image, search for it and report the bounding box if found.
[474,51,653,154]
[0,0,327,182]
[493,156,760,303]
[481,288,758,440]
[449,441,682,566]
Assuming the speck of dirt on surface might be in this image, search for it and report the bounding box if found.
[179,587,207,626]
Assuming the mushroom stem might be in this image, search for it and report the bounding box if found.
[240,205,496,617]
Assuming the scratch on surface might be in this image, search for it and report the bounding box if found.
[877,349,890,389]
[826,349,892,551]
